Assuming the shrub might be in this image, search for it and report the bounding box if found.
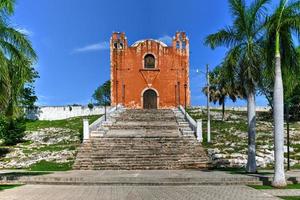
[78,127,83,143]
[88,103,94,110]
[0,117,26,146]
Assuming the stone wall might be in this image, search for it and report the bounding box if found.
[192,106,271,112]
[26,106,111,121]
[25,105,270,121]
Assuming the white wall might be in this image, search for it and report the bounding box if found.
[26,106,111,121]
[192,106,271,112]
[26,105,271,121]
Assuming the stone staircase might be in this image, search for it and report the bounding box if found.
[73,109,210,170]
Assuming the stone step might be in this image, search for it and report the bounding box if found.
[14,170,262,186]
[77,151,205,155]
[107,125,178,130]
[81,145,204,149]
[74,108,208,170]
[73,165,211,170]
[86,164,210,169]
[81,144,204,148]
[79,157,208,161]
[74,161,210,167]
[77,151,206,155]
[181,130,195,134]
[90,131,105,137]
[86,138,199,142]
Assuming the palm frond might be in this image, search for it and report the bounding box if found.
[250,0,270,21]
[0,25,37,60]
[205,26,239,49]
[0,0,15,15]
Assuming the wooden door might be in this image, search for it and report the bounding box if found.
[143,89,157,109]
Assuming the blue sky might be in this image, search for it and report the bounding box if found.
[11,0,274,106]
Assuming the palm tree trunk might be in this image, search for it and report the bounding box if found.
[246,91,257,173]
[222,101,225,121]
[272,39,287,187]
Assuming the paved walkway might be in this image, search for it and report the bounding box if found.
[0,185,279,200]
[1,170,300,199]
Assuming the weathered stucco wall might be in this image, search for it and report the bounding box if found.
[110,32,190,109]
[26,106,111,120]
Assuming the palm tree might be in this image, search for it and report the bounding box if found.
[0,0,37,117]
[202,66,241,121]
[266,0,300,188]
[205,0,270,173]
[0,0,15,15]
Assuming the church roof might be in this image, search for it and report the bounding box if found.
[131,39,168,47]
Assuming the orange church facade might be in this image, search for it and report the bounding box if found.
[110,32,190,109]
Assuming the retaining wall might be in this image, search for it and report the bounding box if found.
[26,106,111,120]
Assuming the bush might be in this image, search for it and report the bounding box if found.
[78,127,83,143]
[88,103,94,110]
[0,116,26,146]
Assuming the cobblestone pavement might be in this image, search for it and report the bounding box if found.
[0,185,280,200]
[261,189,300,197]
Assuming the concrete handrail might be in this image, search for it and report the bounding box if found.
[89,104,123,132]
[178,105,197,132]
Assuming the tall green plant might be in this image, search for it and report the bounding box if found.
[266,0,300,188]
[205,0,270,173]
[0,0,37,118]
[92,80,111,106]
[0,0,15,15]
[202,66,242,120]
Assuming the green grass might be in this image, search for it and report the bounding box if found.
[292,164,300,169]
[279,197,300,200]
[0,184,22,191]
[28,160,73,171]
[0,115,102,170]
[290,122,300,129]
[249,184,300,190]
[186,108,300,170]
[25,115,101,132]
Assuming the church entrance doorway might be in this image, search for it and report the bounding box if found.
[143,89,157,109]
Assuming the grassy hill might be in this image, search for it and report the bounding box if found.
[187,107,300,169]
[0,115,100,171]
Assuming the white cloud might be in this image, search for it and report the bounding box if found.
[16,28,33,36]
[72,41,109,53]
[158,35,173,45]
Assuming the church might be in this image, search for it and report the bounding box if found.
[110,32,191,109]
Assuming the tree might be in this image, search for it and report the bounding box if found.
[0,0,37,145]
[0,0,15,15]
[265,0,300,188]
[92,80,111,106]
[202,66,242,120]
[0,0,37,118]
[20,85,38,110]
[205,0,270,173]
[4,51,37,118]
